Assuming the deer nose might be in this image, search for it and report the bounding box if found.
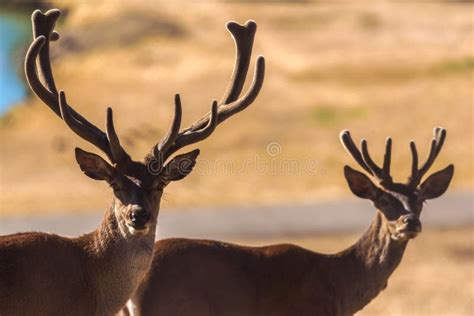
[401,214,422,232]
[129,209,151,228]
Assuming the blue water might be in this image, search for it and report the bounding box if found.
[0,13,31,115]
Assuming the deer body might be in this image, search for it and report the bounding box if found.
[122,212,407,316]
[123,129,453,316]
[0,208,155,315]
[1,9,263,316]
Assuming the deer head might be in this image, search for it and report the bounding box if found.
[340,128,454,241]
[25,9,265,236]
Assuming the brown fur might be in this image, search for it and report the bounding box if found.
[0,207,155,315]
[120,212,407,316]
[0,144,200,315]
[122,130,453,316]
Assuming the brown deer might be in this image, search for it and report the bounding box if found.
[121,128,453,316]
[0,9,264,316]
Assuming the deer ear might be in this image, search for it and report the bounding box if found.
[344,165,380,200]
[420,164,454,200]
[74,148,115,182]
[163,149,200,182]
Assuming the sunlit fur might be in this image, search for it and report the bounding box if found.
[120,152,453,316]
[0,168,172,315]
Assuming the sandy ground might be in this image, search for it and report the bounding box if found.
[0,1,472,215]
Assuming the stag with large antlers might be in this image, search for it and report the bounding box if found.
[121,128,453,316]
[0,9,264,315]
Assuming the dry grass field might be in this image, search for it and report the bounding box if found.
[0,1,472,215]
[239,227,474,316]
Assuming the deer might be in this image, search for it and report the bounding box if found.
[0,9,264,316]
[121,128,454,316]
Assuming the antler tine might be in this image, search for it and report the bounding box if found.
[175,22,265,134]
[182,56,265,134]
[25,36,56,111]
[408,127,447,187]
[213,55,265,124]
[25,36,101,135]
[361,139,383,177]
[339,130,373,175]
[147,97,217,165]
[168,101,218,157]
[433,127,446,157]
[420,138,438,174]
[220,20,257,104]
[32,9,60,95]
[188,20,264,130]
[361,138,394,184]
[106,107,131,165]
[148,20,265,166]
[156,94,183,155]
[25,9,129,165]
[418,128,447,184]
[58,91,108,155]
[340,130,393,184]
[382,137,392,179]
[409,140,419,183]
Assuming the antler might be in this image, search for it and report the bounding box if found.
[148,20,265,165]
[25,9,131,167]
[340,130,393,185]
[26,10,265,177]
[408,127,446,188]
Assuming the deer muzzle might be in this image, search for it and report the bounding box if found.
[128,208,151,231]
[397,214,422,239]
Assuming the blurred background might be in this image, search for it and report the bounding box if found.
[0,1,472,314]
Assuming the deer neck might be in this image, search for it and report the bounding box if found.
[334,212,409,314]
[76,202,156,315]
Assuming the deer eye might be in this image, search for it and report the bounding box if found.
[377,196,398,212]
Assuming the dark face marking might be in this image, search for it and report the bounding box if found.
[110,174,167,236]
[74,147,199,236]
[374,188,424,241]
